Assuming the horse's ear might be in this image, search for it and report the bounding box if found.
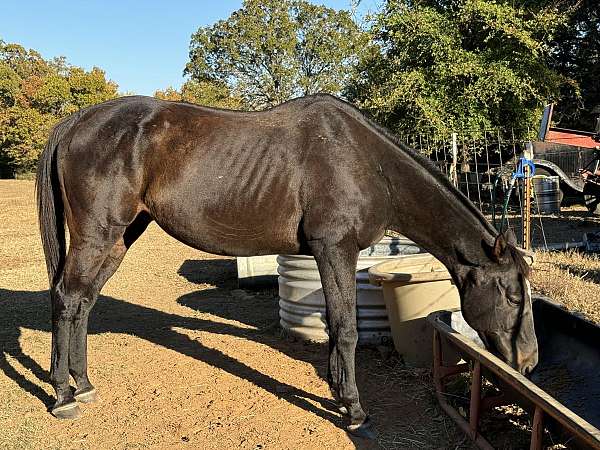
[504,229,517,246]
[516,247,535,267]
[484,234,509,264]
[503,230,535,267]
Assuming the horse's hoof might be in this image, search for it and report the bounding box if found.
[74,387,98,403]
[52,401,81,420]
[347,417,377,440]
[338,405,348,415]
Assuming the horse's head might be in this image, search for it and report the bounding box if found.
[460,232,538,376]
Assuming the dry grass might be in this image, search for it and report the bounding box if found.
[1,179,469,450]
[4,177,600,449]
[532,250,600,323]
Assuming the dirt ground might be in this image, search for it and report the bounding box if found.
[0,180,472,450]
[487,206,600,249]
[3,180,600,450]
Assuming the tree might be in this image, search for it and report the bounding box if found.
[346,0,571,136]
[550,0,600,130]
[0,62,21,107]
[24,73,71,115]
[0,40,119,176]
[66,66,119,112]
[0,41,51,80]
[185,0,366,109]
[0,106,54,177]
[154,79,244,109]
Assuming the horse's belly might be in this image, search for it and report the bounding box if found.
[151,199,303,257]
[163,220,301,257]
[198,220,301,257]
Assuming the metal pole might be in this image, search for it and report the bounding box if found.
[523,143,533,250]
[524,166,531,250]
[451,132,458,188]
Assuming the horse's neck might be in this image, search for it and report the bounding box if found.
[385,150,495,286]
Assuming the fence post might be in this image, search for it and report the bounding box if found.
[450,132,458,188]
[523,142,533,250]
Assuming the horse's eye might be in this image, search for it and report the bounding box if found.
[507,294,522,306]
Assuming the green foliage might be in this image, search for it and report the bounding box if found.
[0,40,119,177]
[26,73,71,115]
[346,0,571,136]
[0,106,55,177]
[551,0,600,130]
[0,42,51,79]
[67,67,119,112]
[185,0,366,109]
[0,62,21,107]
[154,79,244,109]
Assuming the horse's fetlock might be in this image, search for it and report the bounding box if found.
[347,403,367,422]
[50,375,71,392]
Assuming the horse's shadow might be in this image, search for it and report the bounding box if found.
[0,258,360,438]
[176,259,332,373]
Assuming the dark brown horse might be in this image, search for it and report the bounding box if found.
[36,94,537,436]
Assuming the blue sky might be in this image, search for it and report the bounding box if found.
[1,1,380,95]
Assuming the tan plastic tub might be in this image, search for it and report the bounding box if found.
[369,253,460,367]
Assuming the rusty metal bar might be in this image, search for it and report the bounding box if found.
[429,311,600,450]
[436,390,495,450]
[433,329,470,380]
[531,406,544,450]
[432,329,494,450]
[469,361,482,438]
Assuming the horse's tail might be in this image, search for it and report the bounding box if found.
[35,113,79,288]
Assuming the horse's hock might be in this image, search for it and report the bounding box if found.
[277,236,423,345]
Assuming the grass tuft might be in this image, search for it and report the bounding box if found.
[532,250,600,323]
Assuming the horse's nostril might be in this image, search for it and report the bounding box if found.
[521,359,538,378]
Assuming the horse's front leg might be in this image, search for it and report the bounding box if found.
[309,237,375,438]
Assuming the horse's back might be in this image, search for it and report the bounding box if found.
[58,95,390,255]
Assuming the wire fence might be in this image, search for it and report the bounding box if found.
[402,128,537,211]
[401,127,546,246]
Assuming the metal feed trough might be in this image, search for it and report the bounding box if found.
[428,298,600,449]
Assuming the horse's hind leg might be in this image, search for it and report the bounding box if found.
[68,213,151,405]
[308,237,374,438]
[50,212,150,419]
[50,226,124,419]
